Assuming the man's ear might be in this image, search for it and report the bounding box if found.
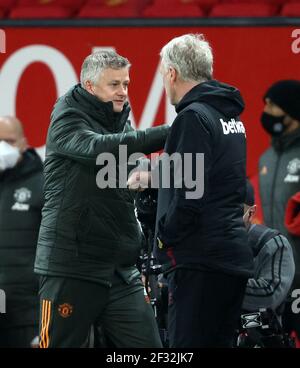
[19,137,28,153]
[249,205,257,221]
[84,80,95,94]
[169,67,177,84]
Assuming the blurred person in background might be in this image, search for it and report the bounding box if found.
[258,80,300,342]
[0,116,43,348]
[237,180,295,348]
[242,180,295,314]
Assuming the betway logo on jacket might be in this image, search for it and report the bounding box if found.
[220,118,246,136]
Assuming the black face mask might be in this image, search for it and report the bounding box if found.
[260,112,287,137]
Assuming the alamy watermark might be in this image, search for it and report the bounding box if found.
[95,145,204,200]
[0,29,6,54]
[0,289,6,313]
[291,289,300,314]
[291,29,300,54]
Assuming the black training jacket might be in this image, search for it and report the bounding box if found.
[154,80,253,277]
[34,84,169,286]
[0,149,43,327]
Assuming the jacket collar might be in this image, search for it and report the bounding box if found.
[69,84,130,132]
[272,126,300,152]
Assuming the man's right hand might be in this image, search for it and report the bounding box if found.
[127,171,151,191]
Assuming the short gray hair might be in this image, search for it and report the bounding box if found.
[80,50,131,86]
[160,34,213,82]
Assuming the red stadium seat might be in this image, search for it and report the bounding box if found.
[210,3,278,16]
[219,0,284,4]
[9,0,85,18]
[142,0,205,17]
[0,0,17,9]
[77,0,142,18]
[83,0,149,8]
[9,6,73,17]
[0,8,5,17]
[0,0,16,16]
[196,0,220,12]
[281,2,300,17]
[14,0,84,9]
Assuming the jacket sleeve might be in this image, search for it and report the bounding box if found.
[242,235,295,312]
[48,114,169,166]
[157,110,212,246]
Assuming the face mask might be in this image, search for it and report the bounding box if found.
[0,140,20,172]
[260,112,287,137]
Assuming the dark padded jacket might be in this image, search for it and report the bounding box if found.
[243,224,295,312]
[34,84,169,286]
[154,80,253,277]
[0,149,43,327]
[259,127,300,289]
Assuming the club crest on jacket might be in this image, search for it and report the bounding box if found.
[11,187,31,211]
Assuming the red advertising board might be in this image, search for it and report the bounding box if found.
[0,26,300,176]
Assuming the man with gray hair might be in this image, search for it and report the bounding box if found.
[153,34,254,347]
[34,50,168,347]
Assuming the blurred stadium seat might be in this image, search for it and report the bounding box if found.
[219,0,284,4]
[196,0,220,12]
[281,2,300,16]
[210,3,279,17]
[77,0,147,18]
[142,0,205,17]
[2,0,300,19]
[9,0,84,18]
[0,0,17,16]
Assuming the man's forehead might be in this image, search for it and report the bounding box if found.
[100,67,130,80]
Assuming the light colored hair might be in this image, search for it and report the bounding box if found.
[160,33,213,82]
[80,50,131,86]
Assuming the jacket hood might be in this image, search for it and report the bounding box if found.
[176,80,245,118]
[64,84,130,132]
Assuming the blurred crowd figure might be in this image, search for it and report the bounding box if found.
[258,80,300,342]
[237,180,295,347]
[0,116,43,348]
[242,180,295,314]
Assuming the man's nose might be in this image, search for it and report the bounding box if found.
[118,85,127,96]
[263,104,271,114]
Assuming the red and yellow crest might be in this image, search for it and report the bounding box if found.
[58,303,73,318]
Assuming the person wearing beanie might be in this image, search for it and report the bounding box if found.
[261,80,300,137]
[258,79,300,341]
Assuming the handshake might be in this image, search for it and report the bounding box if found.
[127,171,151,191]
